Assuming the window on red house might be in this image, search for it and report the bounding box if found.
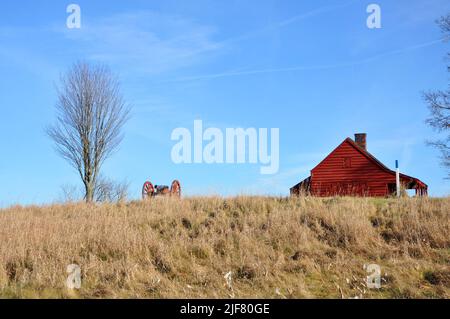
[343,157,352,168]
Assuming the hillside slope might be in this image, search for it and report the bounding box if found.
[0,197,449,298]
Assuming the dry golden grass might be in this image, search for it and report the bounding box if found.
[0,196,449,299]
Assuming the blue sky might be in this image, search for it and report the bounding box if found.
[0,0,449,206]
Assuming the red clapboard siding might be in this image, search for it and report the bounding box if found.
[311,139,393,196]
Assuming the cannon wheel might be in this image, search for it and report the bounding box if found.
[142,181,155,200]
[170,180,181,197]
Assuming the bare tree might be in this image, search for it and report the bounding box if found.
[59,184,80,203]
[47,62,130,202]
[58,178,129,204]
[94,176,129,203]
[424,13,450,178]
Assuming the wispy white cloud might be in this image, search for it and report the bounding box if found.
[370,137,418,171]
[0,45,59,79]
[215,0,359,46]
[240,165,311,195]
[58,11,223,74]
[240,150,323,195]
[276,0,359,27]
[395,0,450,27]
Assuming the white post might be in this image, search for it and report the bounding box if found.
[395,160,400,198]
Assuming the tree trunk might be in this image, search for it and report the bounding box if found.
[85,183,95,203]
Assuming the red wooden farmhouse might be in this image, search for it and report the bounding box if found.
[290,133,428,197]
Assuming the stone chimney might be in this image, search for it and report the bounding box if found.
[354,133,367,151]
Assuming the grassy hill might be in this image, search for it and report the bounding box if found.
[0,196,448,298]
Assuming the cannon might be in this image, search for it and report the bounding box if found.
[142,180,181,199]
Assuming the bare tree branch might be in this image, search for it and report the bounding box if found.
[424,13,450,178]
[94,176,129,203]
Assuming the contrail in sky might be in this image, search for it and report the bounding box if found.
[163,38,444,83]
